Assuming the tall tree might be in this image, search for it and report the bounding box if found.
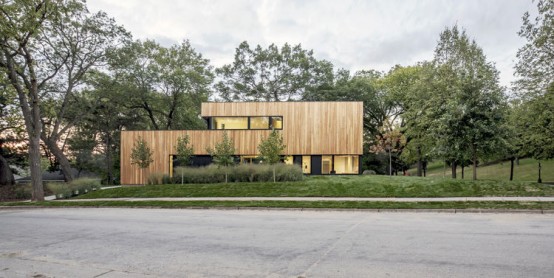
[207,132,235,183]
[38,6,128,182]
[216,41,334,101]
[515,0,554,97]
[258,129,286,182]
[431,26,507,180]
[0,0,78,200]
[109,40,213,130]
[514,0,554,182]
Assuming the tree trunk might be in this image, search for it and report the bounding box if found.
[461,165,464,179]
[42,136,74,182]
[509,157,514,181]
[472,144,477,181]
[416,146,422,177]
[538,161,542,183]
[0,153,15,186]
[105,135,113,185]
[273,166,276,183]
[29,135,44,200]
[423,161,427,177]
[451,161,457,179]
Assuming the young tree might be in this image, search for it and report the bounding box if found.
[258,130,286,182]
[206,132,235,183]
[216,41,334,101]
[175,134,194,184]
[130,136,153,185]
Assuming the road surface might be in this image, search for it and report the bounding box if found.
[1,208,553,277]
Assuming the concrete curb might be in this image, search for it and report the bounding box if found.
[1,205,553,214]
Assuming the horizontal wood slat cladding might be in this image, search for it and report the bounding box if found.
[121,102,363,184]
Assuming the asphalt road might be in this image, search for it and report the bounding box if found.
[1,208,553,278]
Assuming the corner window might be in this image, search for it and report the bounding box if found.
[270,116,283,130]
[334,155,359,174]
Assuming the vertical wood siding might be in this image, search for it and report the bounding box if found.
[121,102,363,184]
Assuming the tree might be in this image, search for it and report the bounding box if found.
[130,136,153,185]
[514,0,554,182]
[175,134,193,184]
[430,26,507,180]
[38,7,128,182]
[258,130,286,182]
[515,0,554,97]
[216,41,334,101]
[109,40,213,130]
[207,132,235,183]
[0,0,78,200]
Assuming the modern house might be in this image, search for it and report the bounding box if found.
[120,101,363,185]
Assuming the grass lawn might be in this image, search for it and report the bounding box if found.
[1,200,554,210]
[73,175,554,199]
[422,158,554,182]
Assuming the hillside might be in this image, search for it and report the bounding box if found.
[419,158,553,182]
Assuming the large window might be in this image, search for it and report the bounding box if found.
[213,117,248,129]
[283,156,293,165]
[302,156,311,174]
[250,117,270,129]
[322,156,332,174]
[334,155,359,174]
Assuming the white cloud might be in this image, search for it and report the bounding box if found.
[87,0,536,87]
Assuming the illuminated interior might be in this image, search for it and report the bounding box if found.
[283,156,293,165]
[322,156,332,174]
[302,156,311,174]
[250,117,269,129]
[334,155,359,174]
[240,155,261,164]
[213,117,248,129]
[270,116,283,129]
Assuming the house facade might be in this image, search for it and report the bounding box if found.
[120,101,363,185]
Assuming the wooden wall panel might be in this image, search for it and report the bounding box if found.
[121,102,363,184]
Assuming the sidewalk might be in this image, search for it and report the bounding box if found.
[60,196,554,202]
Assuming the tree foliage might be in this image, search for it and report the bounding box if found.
[109,39,213,130]
[515,0,554,96]
[216,41,334,101]
[130,136,153,169]
[430,26,507,180]
[207,131,235,183]
[258,130,286,182]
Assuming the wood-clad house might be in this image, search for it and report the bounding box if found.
[120,101,363,185]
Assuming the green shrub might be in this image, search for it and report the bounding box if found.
[47,183,72,199]
[70,178,101,193]
[162,174,172,184]
[171,164,302,184]
[147,173,165,185]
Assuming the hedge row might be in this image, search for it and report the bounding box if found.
[148,164,303,185]
[47,178,102,199]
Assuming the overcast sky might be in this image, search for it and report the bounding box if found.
[87,0,537,88]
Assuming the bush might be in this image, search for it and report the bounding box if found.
[147,173,165,185]
[47,183,72,199]
[172,164,303,184]
[362,170,376,175]
[47,178,101,199]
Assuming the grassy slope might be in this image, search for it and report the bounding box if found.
[422,158,554,182]
[74,175,554,199]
